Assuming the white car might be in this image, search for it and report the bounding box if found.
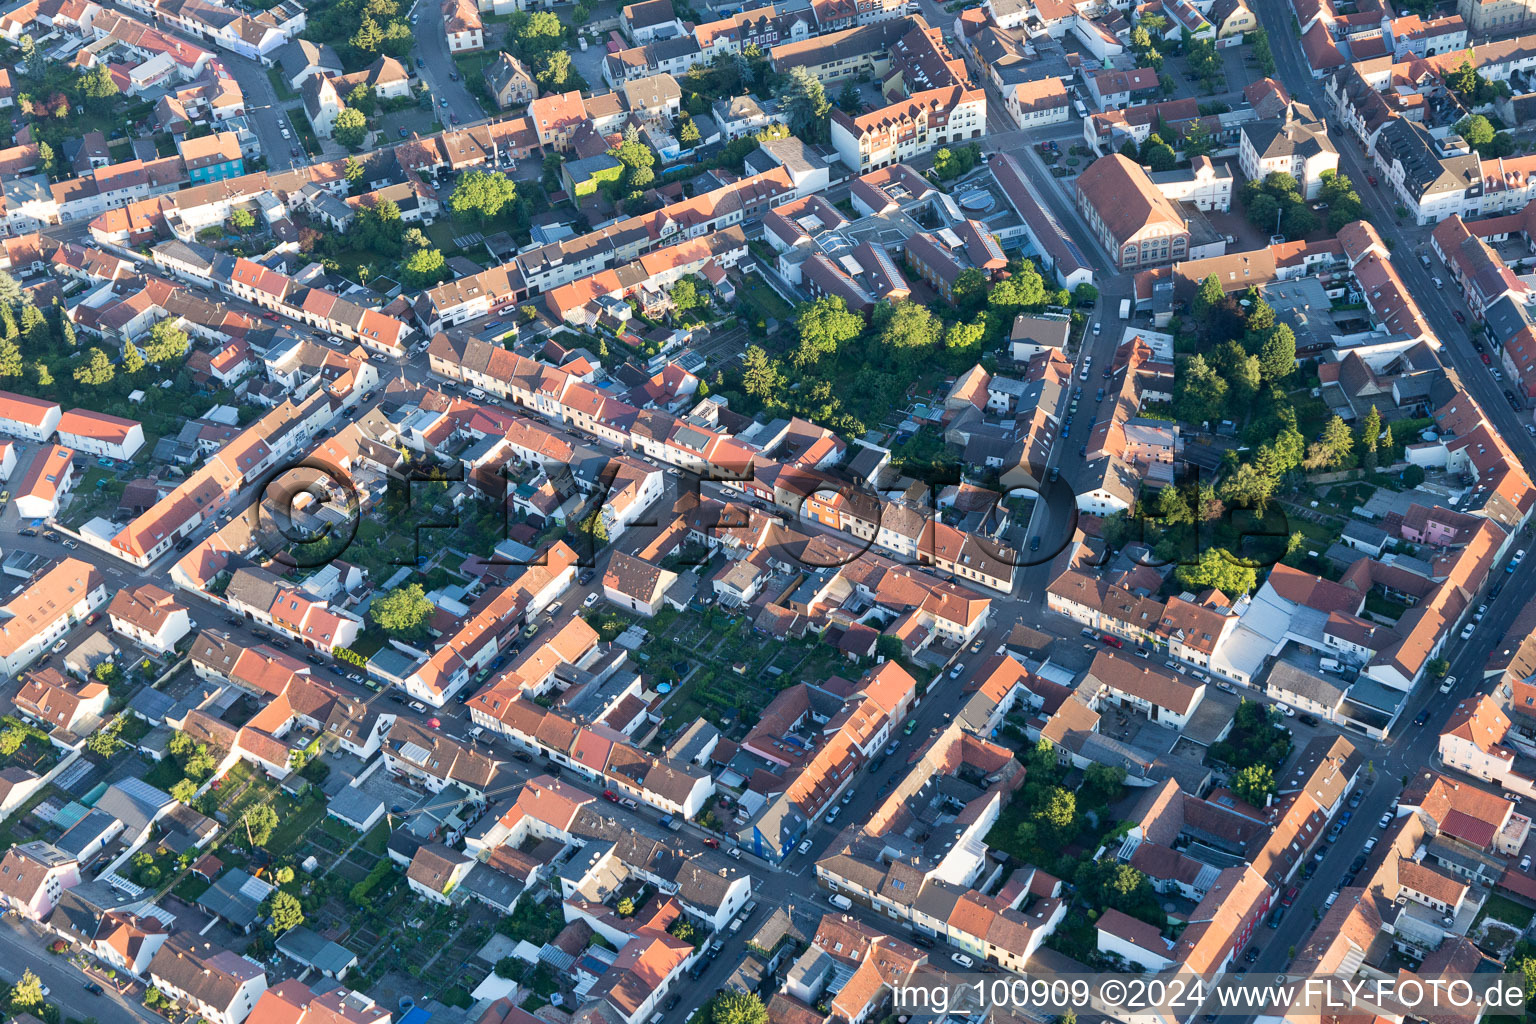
[1516,549,1527,564]
[1274,702,1295,717]
[798,839,813,855]
[949,662,965,679]
[408,700,427,713]
[951,952,975,969]
[1439,674,1456,694]
[1378,812,1393,829]
[583,592,599,608]
[280,127,291,139]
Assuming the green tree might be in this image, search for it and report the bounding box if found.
[1232,764,1276,804]
[0,271,19,306]
[245,803,279,846]
[266,890,305,935]
[616,897,635,916]
[73,346,115,386]
[9,969,44,1011]
[333,107,368,148]
[1175,546,1257,596]
[0,728,24,756]
[1193,274,1225,322]
[143,319,190,363]
[184,746,216,780]
[713,991,769,1024]
[782,66,831,144]
[1320,414,1354,467]
[1211,340,1261,410]
[1281,201,1317,239]
[18,303,46,347]
[1257,323,1296,382]
[537,49,575,89]
[371,583,435,637]
[1218,461,1277,514]
[171,778,199,804]
[0,337,21,380]
[678,115,701,146]
[1140,133,1177,171]
[1173,353,1227,424]
[403,247,448,287]
[230,208,256,232]
[793,296,862,367]
[511,10,565,56]
[1246,191,1281,233]
[740,344,783,401]
[670,277,703,314]
[1035,786,1076,833]
[878,301,941,364]
[988,260,1047,312]
[1182,117,1215,158]
[1361,404,1382,452]
[836,81,861,113]
[943,319,985,354]
[37,140,55,174]
[576,509,609,547]
[451,169,519,223]
[1251,27,1274,75]
[58,316,76,349]
[122,345,144,376]
[87,718,124,757]
[344,155,365,191]
[495,956,520,978]
[1427,657,1450,679]
[31,360,52,387]
[275,866,295,885]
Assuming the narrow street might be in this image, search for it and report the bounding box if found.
[406,0,486,129]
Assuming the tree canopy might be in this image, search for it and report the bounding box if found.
[372,583,435,638]
[451,170,518,223]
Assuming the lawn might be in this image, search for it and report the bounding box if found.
[1474,893,1536,931]
[266,65,299,102]
[265,792,328,854]
[736,274,794,327]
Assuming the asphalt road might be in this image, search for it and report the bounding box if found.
[0,916,161,1024]
[1211,0,1536,996]
[407,0,485,130]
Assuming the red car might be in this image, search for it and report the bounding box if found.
[1101,635,1124,648]
[703,838,720,848]
[1482,353,1493,365]
[1281,887,1299,907]
[602,789,619,803]
[1453,310,1466,324]
[1367,174,1378,185]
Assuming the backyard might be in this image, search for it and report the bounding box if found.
[582,603,935,739]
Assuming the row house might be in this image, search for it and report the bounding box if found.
[465,695,715,816]
[105,393,334,567]
[828,83,986,174]
[0,559,108,678]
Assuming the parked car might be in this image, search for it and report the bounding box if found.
[1100,635,1123,648]
[951,952,975,969]
[1439,674,1456,694]
[408,701,428,713]
[1281,887,1299,906]
[1413,709,1430,725]
[949,662,965,678]
[82,982,103,996]
[1379,812,1394,828]
[1298,713,1320,726]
